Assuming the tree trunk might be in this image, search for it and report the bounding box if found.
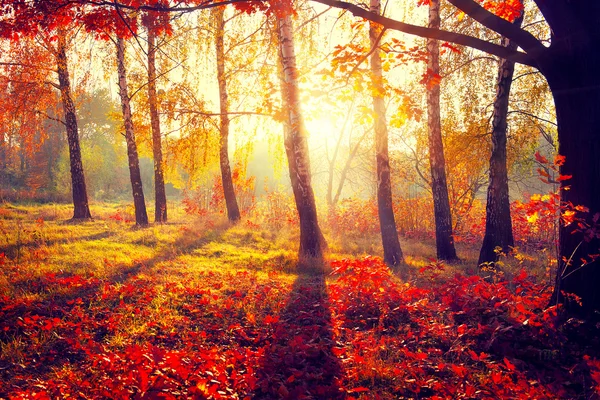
[147,20,168,223]
[277,15,326,261]
[541,11,600,316]
[56,33,91,220]
[116,36,149,227]
[214,7,241,223]
[369,0,404,267]
[478,10,523,266]
[0,131,6,170]
[332,132,367,208]
[426,0,458,261]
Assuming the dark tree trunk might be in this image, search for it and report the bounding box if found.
[540,5,600,316]
[369,0,404,267]
[147,21,168,223]
[478,9,523,266]
[215,7,241,223]
[0,132,6,170]
[56,33,91,220]
[426,0,458,261]
[277,15,326,261]
[116,36,149,227]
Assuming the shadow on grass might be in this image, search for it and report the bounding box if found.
[0,222,232,390]
[253,272,343,399]
[0,230,117,259]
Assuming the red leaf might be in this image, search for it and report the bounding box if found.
[491,371,503,384]
[451,364,467,378]
[558,174,572,182]
[441,42,461,53]
[504,357,516,371]
[535,151,549,164]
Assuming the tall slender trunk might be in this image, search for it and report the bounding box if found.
[426,0,458,261]
[116,36,148,227]
[369,0,404,267]
[214,7,241,223]
[277,15,326,261]
[147,20,168,223]
[0,132,6,170]
[56,32,91,220]
[478,9,524,266]
[331,132,367,208]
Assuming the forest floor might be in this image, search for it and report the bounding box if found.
[1,202,599,399]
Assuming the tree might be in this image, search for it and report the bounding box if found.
[426,0,458,261]
[145,14,168,223]
[313,0,600,316]
[214,6,241,223]
[52,30,92,220]
[4,0,600,314]
[115,35,149,226]
[276,14,326,261]
[0,40,57,200]
[369,0,404,267]
[478,7,524,266]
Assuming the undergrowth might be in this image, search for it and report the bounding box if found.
[0,203,598,398]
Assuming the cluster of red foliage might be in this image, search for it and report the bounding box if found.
[108,210,134,224]
[2,257,600,398]
[328,257,600,398]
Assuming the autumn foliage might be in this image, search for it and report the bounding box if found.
[2,250,600,398]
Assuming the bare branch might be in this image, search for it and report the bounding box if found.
[507,110,557,126]
[170,108,275,119]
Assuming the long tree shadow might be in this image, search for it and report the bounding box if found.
[253,272,343,399]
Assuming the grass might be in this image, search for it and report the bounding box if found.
[0,201,577,399]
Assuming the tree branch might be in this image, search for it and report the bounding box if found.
[0,62,56,72]
[128,60,182,101]
[171,109,274,119]
[84,0,264,13]
[36,110,66,126]
[311,0,538,67]
[447,0,546,55]
[507,110,557,126]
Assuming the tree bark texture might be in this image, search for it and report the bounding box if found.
[215,7,241,223]
[277,15,326,261]
[539,3,600,316]
[426,0,458,261]
[56,33,92,220]
[147,20,168,223]
[116,36,149,227]
[478,9,523,266]
[369,0,404,267]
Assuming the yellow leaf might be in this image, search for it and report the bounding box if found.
[527,212,539,224]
